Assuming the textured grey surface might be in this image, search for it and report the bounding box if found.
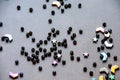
[0,0,120,80]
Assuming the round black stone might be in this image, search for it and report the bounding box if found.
[58,50,62,54]
[108,63,112,69]
[24,52,28,57]
[72,33,76,38]
[0,22,3,27]
[31,48,35,53]
[46,0,49,2]
[27,56,31,61]
[48,32,52,36]
[64,4,68,9]
[107,52,111,57]
[79,29,83,34]
[56,30,60,35]
[113,56,117,61]
[29,8,33,13]
[63,39,67,43]
[43,4,47,9]
[43,48,47,53]
[44,40,48,45]
[41,55,45,60]
[76,56,80,62]
[71,36,74,40]
[52,71,57,76]
[32,60,36,65]
[0,46,3,51]
[102,22,107,27]
[67,30,71,35]
[93,62,97,68]
[78,3,82,8]
[68,3,71,8]
[19,72,23,78]
[20,50,24,55]
[108,29,112,34]
[51,27,55,33]
[31,37,35,43]
[62,60,66,65]
[53,33,56,37]
[51,10,55,16]
[15,60,19,66]
[29,31,33,36]
[17,5,21,11]
[83,67,87,72]
[39,40,43,45]
[109,38,113,43]
[47,36,51,41]
[35,50,39,55]
[20,27,24,32]
[101,45,104,50]
[97,47,101,52]
[96,33,100,39]
[70,51,74,56]
[21,46,25,51]
[61,9,64,14]
[68,27,72,32]
[89,71,93,77]
[73,40,77,45]
[26,33,30,38]
[48,52,51,57]
[38,66,42,71]
[48,19,52,24]
[36,43,40,48]
[63,43,67,48]
[39,47,42,52]
[70,55,74,61]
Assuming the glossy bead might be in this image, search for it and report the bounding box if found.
[109,38,113,43]
[62,60,66,65]
[68,27,72,32]
[108,29,112,34]
[78,3,82,8]
[101,45,104,50]
[15,60,19,66]
[51,10,55,16]
[36,43,40,48]
[44,40,48,45]
[79,29,83,34]
[31,37,35,43]
[52,71,57,76]
[56,30,60,35]
[19,72,23,78]
[107,52,111,57]
[29,8,33,13]
[27,56,31,61]
[73,40,77,45]
[83,67,87,72]
[93,62,97,68]
[89,71,93,77]
[39,47,42,52]
[70,51,74,56]
[39,40,43,45]
[31,48,35,53]
[17,5,21,11]
[43,4,47,9]
[38,66,42,71]
[70,55,74,61]
[76,56,80,62]
[0,22,3,27]
[24,52,28,57]
[97,47,100,52]
[48,19,52,24]
[102,22,107,27]
[20,27,24,32]
[113,56,117,61]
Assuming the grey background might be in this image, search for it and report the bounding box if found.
[0,0,120,80]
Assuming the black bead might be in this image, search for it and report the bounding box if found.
[56,30,60,35]
[70,51,74,56]
[89,71,93,77]
[17,5,21,11]
[78,3,82,8]
[113,56,117,61]
[29,31,33,36]
[27,56,31,61]
[47,36,51,41]
[64,4,68,9]
[61,1,64,6]
[36,43,40,48]
[43,48,47,53]
[46,0,49,2]
[51,10,55,16]
[76,56,80,62]
[67,30,71,35]
[52,71,56,76]
[31,48,35,53]
[35,50,39,55]
[68,27,72,32]
[20,27,24,32]
[24,52,28,57]
[62,60,66,65]
[101,45,104,50]
[108,29,112,34]
[0,46,3,51]
[31,54,36,58]
[53,33,56,37]
[79,29,83,34]
[108,63,112,69]
[97,47,101,52]
[96,33,100,39]
[29,8,33,13]
[43,4,47,9]
[44,40,48,45]
[71,36,74,40]
[107,52,111,57]
[53,55,57,60]
[26,33,30,38]
[48,19,52,24]
[39,40,43,45]
[15,60,19,66]
[21,46,25,51]
[63,43,67,48]
[61,9,64,14]
[38,66,42,71]
[32,60,36,65]
[72,33,76,38]
[48,52,51,57]
[51,27,55,33]
[19,72,23,78]
[68,3,71,8]
[83,67,87,72]
[58,50,62,54]
[0,22,3,27]
[57,42,61,47]
[73,40,77,45]
[20,50,24,55]
[48,32,52,36]
[102,22,107,27]
[36,59,40,63]
[93,62,97,68]
[39,47,42,52]
[70,55,74,61]
[50,47,54,52]
[109,38,113,43]
[31,37,35,43]
[41,55,45,60]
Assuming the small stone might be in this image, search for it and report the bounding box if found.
[93,62,97,68]
[0,46,3,51]
[17,5,21,11]
[62,60,66,65]
[76,56,80,62]
[0,22,3,27]
[15,60,19,66]
[102,22,107,27]
[38,66,42,71]
[43,4,47,9]
[79,29,83,34]
[19,72,23,78]
[52,71,57,76]
[83,67,87,72]
[89,71,93,77]
[29,8,33,13]
[113,56,117,61]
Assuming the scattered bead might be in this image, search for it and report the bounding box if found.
[83,67,87,72]
[52,71,57,76]
[17,5,21,11]
[20,27,24,32]
[48,19,52,24]
[15,60,19,66]
[102,22,107,27]
[93,62,97,68]
[43,4,47,9]
[62,60,66,65]
[0,46,3,51]
[29,8,33,13]
[0,22,3,27]
[76,56,80,62]
[113,56,117,61]
[78,3,82,8]
[73,40,77,45]
[19,72,23,78]
[38,66,42,71]
[89,71,93,77]
[79,29,83,34]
